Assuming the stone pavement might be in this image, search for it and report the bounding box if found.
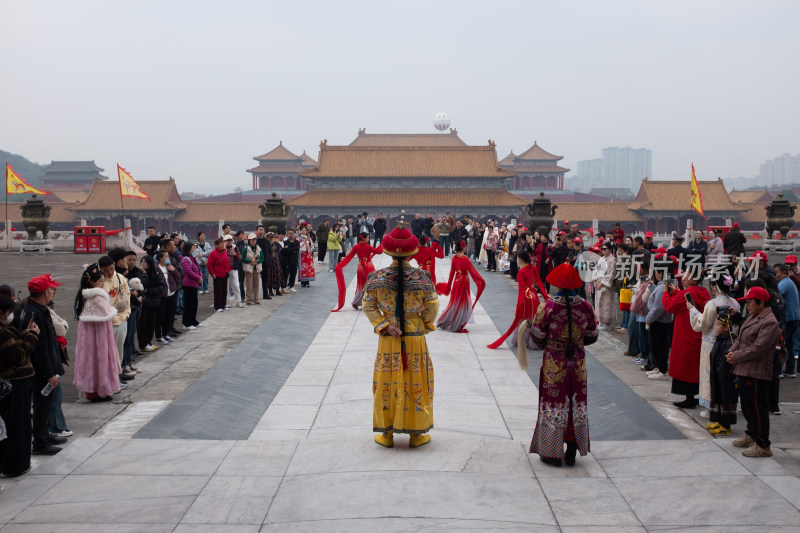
[2,254,800,531]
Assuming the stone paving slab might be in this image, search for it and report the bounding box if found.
[4,256,800,530]
[133,262,349,440]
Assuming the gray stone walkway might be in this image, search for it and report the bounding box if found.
[2,255,800,531]
[134,264,348,440]
[478,263,685,441]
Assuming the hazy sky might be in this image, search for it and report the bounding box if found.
[2,1,798,194]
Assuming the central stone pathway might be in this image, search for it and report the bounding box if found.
[2,255,800,530]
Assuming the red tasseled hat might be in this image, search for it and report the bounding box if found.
[382,227,419,257]
[546,263,583,290]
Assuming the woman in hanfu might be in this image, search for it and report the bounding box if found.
[436,240,485,333]
[363,226,439,448]
[298,225,316,288]
[517,263,598,467]
[593,243,617,330]
[332,232,383,311]
[488,250,549,349]
[410,236,444,288]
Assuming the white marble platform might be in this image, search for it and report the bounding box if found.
[2,255,799,531]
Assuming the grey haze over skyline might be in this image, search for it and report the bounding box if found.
[1,0,798,194]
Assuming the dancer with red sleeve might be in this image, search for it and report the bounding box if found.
[488,250,550,349]
[436,241,485,333]
[332,232,383,311]
[411,237,445,289]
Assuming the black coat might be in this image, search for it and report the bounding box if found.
[411,218,425,238]
[19,299,64,380]
[373,218,387,237]
[452,226,469,245]
[143,235,161,256]
[723,229,747,257]
[142,269,167,308]
[281,239,300,265]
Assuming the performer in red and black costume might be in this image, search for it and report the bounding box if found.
[411,237,444,289]
[332,232,383,311]
[488,250,550,349]
[435,240,485,333]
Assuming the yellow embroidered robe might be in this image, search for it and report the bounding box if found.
[363,262,439,434]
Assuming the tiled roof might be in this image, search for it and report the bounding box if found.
[516,141,562,161]
[67,178,187,212]
[300,151,317,167]
[254,142,301,161]
[175,202,263,223]
[50,191,89,204]
[498,151,516,167]
[511,165,571,174]
[515,192,612,203]
[300,145,514,179]
[737,203,771,223]
[247,164,305,174]
[41,161,104,173]
[552,202,642,223]
[629,178,740,212]
[288,188,528,208]
[730,190,773,203]
[349,130,467,147]
[589,188,635,197]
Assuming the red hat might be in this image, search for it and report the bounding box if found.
[655,247,668,255]
[645,231,654,238]
[28,274,62,293]
[546,263,583,290]
[785,254,798,265]
[382,227,419,257]
[573,237,582,243]
[558,230,567,235]
[563,220,570,224]
[732,222,740,229]
[737,286,770,303]
[746,250,768,262]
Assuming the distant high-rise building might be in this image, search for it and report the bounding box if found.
[571,147,651,191]
[601,147,652,190]
[759,153,800,186]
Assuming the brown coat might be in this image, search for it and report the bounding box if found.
[730,307,780,380]
[0,325,37,380]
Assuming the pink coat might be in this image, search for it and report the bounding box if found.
[73,288,122,397]
[181,255,202,288]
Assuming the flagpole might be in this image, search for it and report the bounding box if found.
[5,186,8,251]
[118,180,128,250]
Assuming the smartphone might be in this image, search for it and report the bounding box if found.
[685,292,695,307]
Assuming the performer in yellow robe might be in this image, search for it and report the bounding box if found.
[363,224,439,448]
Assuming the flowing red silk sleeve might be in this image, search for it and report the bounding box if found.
[488,268,533,349]
[532,265,550,303]
[432,242,444,259]
[331,244,359,312]
[436,259,456,296]
[466,259,486,309]
[409,249,424,269]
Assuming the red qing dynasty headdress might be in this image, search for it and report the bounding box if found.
[382,227,419,257]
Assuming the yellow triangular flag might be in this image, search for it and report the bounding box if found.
[6,163,49,195]
[690,163,705,218]
[117,164,150,200]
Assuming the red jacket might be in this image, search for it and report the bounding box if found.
[207,248,231,278]
[663,284,711,383]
